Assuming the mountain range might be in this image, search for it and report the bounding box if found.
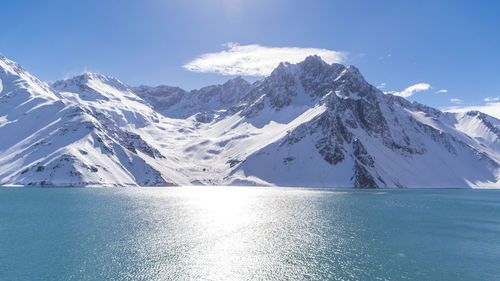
[0,54,499,188]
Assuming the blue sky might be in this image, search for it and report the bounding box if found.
[1,0,499,111]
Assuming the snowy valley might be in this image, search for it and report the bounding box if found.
[0,54,499,188]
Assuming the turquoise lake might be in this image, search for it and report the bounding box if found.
[1,187,499,280]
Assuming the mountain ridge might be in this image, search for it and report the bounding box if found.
[0,54,499,188]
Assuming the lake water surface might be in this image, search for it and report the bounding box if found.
[1,187,499,280]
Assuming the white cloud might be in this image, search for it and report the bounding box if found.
[484,96,500,102]
[378,54,392,60]
[386,83,432,98]
[450,98,462,104]
[445,102,500,119]
[183,43,347,76]
[436,89,448,94]
[376,82,386,89]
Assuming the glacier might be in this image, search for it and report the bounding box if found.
[0,54,499,188]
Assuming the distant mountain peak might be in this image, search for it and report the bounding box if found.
[55,71,129,89]
[222,75,250,87]
[79,71,109,80]
[65,72,127,87]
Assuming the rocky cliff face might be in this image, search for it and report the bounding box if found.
[0,54,499,187]
[133,76,252,121]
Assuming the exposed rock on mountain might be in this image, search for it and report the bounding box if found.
[133,76,251,121]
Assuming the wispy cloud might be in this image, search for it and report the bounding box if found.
[484,96,500,102]
[445,97,500,119]
[378,53,392,60]
[450,98,462,104]
[376,82,386,89]
[183,43,347,76]
[385,83,432,98]
[436,89,448,94]
[60,68,91,80]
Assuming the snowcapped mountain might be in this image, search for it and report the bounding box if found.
[0,54,499,188]
[0,59,183,186]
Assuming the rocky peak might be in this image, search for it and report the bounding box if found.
[242,56,377,116]
[131,84,187,115]
[330,65,375,99]
[268,55,329,78]
[222,76,250,88]
[134,84,186,95]
[219,76,252,104]
[298,55,330,72]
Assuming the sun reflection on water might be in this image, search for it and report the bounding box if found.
[125,186,341,280]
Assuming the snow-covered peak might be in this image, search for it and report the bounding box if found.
[51,70,161,130]
[53,72,129,93]
[454,110,500,147]
[0,54,26,75]
[0,54,58,101]
[52,72,139,103]
[77,72,127,86]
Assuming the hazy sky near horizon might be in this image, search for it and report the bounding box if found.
[1,0,499,111]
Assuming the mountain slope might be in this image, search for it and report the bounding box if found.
[0,58,186,186]
[0,54,499,187]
